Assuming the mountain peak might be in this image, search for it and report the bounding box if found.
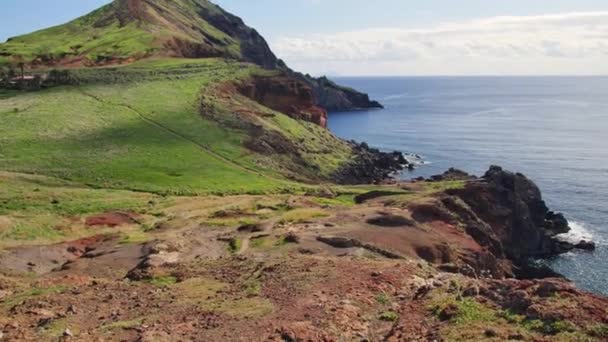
[0,0,279,68]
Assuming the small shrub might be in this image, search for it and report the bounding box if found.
[587,324,608,338]
[147,276,178,288]
[227,237,241,254]
[376,293,390,305]
[379,311,399,322]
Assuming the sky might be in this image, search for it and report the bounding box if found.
[1,0,608,76]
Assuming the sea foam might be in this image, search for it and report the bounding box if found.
[558,221,598,244]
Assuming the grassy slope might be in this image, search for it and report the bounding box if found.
[0,0,242,66]
[0,4,154,63]
[0,58,351,195]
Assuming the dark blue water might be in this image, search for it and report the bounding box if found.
[329,76,608,295]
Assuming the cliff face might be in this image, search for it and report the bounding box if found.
[302,75,384,111]
[236,75,328,127]
[444,166,594,277]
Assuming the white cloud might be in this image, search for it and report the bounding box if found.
[271,12,608,76]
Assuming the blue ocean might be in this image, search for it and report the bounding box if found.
[329,76,608,295]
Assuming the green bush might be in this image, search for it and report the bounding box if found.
[379,311,399,322]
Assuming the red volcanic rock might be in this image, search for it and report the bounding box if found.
[237,75,328,127]
[276,321,332,341]
[85,212,138,228]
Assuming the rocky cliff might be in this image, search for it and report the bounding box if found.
[236,75,328,127]
[443,166,594,277]
[301,74,384,111]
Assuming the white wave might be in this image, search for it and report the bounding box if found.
[382,93,410,101]
[468,108,506,117]
[542,99,591,107]
[557,221,596,243]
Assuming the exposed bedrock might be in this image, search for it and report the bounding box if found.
[298,74,384,111]
[332,142,410,184]
[236,74,328,127]
[443,165,595,277]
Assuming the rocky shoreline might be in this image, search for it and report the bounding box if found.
[332,141,412,184]
[442,166,595,278]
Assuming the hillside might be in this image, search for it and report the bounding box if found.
[0,0,381,111]
[0,0,277,68]
[0,1,606,341]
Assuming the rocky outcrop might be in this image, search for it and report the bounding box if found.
[445,166,594,276]
[236,75,328,127]
[299,74,384,111]
[332,142,410,184]
[194,1,282,69]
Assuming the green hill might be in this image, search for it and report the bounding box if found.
[0,0,279,68]
[0,0,397,196]
[0,58,355,195]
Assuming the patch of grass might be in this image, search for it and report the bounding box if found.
[1,286,65,311]
[250,236,269,249]
[379,311,399,322]
[0,221,64,241]
[212,297,274,318]
[227,237,242,254]
[174,277,226,301]
[147,276,178,288]
[100,318,144,331]
[119,229,151,245]
[586,324,608,338]
[431,296,495,325]
[243,279,263,296]
[423,181,467,193]
[39,317,70,338]
[279,208,329,224]
[376,293,390,305]
[0,172,165,247]
[522,319,578,335]
[497,309,526,324]
[174,276,273,318]
[311,194,356,207]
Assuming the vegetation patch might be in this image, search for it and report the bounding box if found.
[431,296,495,325]
[118,229,151,245]
[227,237,242,254]
[587,324,608,338]
[174,277,273,318]
[1,286,66,311]
[312,194,356,207]
[147,276,178,288]
[100,317,145,331]
[38,317,69,338]
[376,293,390,305]
[522,319,578,335]
[279,208,329,224]
[379,311,399,322]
